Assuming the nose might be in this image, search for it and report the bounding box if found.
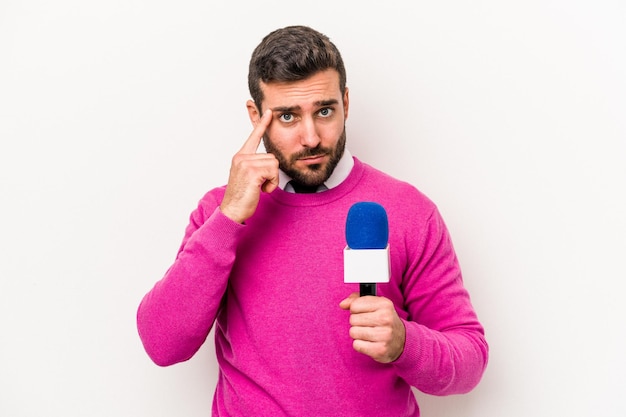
[299,117,321,148]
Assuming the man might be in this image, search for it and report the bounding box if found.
[137,25,488,416]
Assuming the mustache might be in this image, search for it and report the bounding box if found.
[290,146,330,161]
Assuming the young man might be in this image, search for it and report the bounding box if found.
[137,25,488,416]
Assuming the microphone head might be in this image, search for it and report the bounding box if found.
[345,202,389,249]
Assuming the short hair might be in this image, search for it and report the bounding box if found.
[248,25,347,110]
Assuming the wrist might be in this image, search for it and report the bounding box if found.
[219,205,244,224]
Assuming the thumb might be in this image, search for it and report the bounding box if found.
[339,292,360,310]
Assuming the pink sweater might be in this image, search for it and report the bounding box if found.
[137,158,488,416]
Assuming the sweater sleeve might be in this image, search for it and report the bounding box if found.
[391,207,488,395]
[136,197,244,366]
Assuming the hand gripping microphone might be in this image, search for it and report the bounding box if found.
[344,202,390,296]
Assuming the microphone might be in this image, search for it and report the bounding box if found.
[344,202,390,296]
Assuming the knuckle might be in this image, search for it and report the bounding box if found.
[380,327,393,341]
[379,314,393,327]
[232,153,247,167]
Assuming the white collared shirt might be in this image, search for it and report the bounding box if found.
[279,149,354,193]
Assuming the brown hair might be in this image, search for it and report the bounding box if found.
[248,25,347,111]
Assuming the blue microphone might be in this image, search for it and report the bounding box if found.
[344,202,391,296]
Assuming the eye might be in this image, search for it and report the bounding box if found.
[279,113,295,123]
[318,107,333,118]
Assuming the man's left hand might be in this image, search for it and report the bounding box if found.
[339,292,406,363]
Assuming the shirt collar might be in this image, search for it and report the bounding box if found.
[279,149,354,192]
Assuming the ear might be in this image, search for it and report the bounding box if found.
[246,99,261,126]
[343,87,350,120]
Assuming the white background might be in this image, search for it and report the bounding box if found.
[1,1,625,416]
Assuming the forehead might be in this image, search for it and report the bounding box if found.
[260,69,342,110]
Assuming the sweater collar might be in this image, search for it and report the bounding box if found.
[269,156,365,206]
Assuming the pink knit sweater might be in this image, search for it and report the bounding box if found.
[137,158,488,416]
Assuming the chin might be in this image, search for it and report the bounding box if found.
[301,167,332,186]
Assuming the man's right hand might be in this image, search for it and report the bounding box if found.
[220,109,278,224]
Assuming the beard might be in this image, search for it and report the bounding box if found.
[263,128,347,187]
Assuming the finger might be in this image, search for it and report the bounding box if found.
[348,295,385,314]
[260,166,280,194]
[349,311,387,327]
[352,339,373,354]
[239,109,272,154]
[241,155,280,189]
[349,325,377,342]
[352,339,392,363]
[261,180,278,194]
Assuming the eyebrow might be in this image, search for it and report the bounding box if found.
[271,99,340,113]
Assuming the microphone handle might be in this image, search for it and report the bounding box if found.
[360,283,377,297]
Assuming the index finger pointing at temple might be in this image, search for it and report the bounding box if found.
[239,109,272,154]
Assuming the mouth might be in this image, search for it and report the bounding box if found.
[297,153,327,165]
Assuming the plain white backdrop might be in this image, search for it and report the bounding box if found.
[1,1,625,416]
